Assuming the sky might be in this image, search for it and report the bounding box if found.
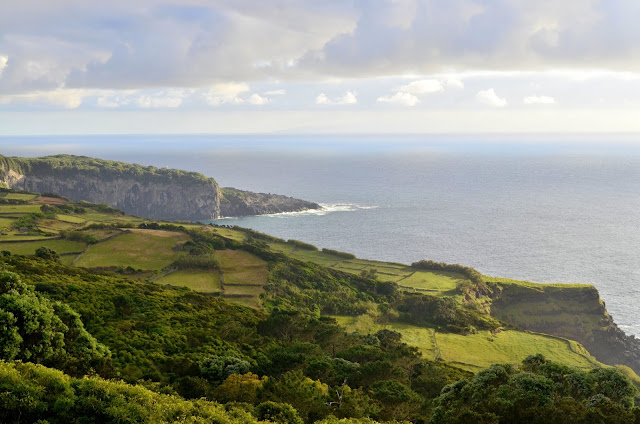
[2,0,640,135]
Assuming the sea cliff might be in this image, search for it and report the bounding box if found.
[0,154,320,220]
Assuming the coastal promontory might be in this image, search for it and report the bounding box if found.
[0,154,320,220]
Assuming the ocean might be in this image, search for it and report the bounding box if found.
[3,134,640,335]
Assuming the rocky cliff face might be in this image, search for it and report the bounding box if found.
[489,282,640,374]
[0,154,319,221]
[220,187,321,217]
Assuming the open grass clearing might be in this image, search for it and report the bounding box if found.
[224,284,264,296]
[75,229,189,270]
[155,269,221,292]
[37,219,76,231]
[80,228,123,240]
[0,234,56,241]
[330,315,602,372]
[0,217,16,229]
[205,226,247,241]
[397,270,462,295]
[0,204,42,214]
[435,330,600,371]
[56,214,87,224]
[3,193,38,201]
[217,249,268,286]
[0,239,86,255]
[225,296,262,309]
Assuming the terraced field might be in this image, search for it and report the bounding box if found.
[0,239,86,256]
[331,315,602,372]
[75,229,189,270]
[155,269,221,292]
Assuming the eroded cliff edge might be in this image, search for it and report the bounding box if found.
[0,154,320,221]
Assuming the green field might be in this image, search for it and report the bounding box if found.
[56,214,87,224]
[0,217,16,229]
[3,193,38,201]
[435,330,600,371]
[331,315,602,372]
[0,239,86,255]
[396,270,462,295]
[217,249,267,286]
[155,269,221,292]
[0,204,42,214]
[75,229,189,270]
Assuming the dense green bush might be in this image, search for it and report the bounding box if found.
[322,248,356,259]
[287,239,319,251]
[0,271,110,376]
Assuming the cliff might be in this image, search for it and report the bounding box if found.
[0,155,319,221]
[487,279,640,374]
[220,187,320,217]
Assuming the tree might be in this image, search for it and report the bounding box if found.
[0,271,110,375]
[35,246,60,262]
[200,355,251,383]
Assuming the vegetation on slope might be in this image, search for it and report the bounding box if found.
[0,189,639,422]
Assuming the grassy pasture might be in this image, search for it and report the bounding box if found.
[217,249,267,286]
[435,330,600,371]
[204,226,247,241]
[155,269,221,292]
[3,193,38,201]
[0,217,16,229]
[223,284,264,296]
[56,214,87,224]
[396,270,462,295]
[75,229,189,270]
[0,204,42,214]
[0,239,86,255]
[331,315,602,372]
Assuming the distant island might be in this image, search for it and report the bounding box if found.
[0,154,321,221]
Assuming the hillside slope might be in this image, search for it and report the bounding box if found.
[1,189,639,422]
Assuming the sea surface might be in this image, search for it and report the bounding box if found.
[3,134,640,335]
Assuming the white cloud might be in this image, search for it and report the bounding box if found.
[248,93,268,105]
[316,93,330,105]
[377,91,420,107]
[337,91,358,104]
[264,89,286,96]
[523,95,556,104]
[399,79,443,94]
[316,91,358,105]
[135,89,185,108]
[204,82,250,106]
[96,97,120,108]
[136,95,183,108]
[0,56,8,76]
[476,89,507,108]
[0,89,85,109]
[445,78,464,89]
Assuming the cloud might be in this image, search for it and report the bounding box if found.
[316,91,357,105]
[248,93,268,105]
[204,83,250,106]
[0,89,85,109]
[0,56,7,76]
[264,89,286,96]
[316,93,330,105]
[377,91,420,107]
[399,79,443,94]
[445,78,464,89]
[523,95,556,104]
[136,95,183,108]
[476,89,507,107]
